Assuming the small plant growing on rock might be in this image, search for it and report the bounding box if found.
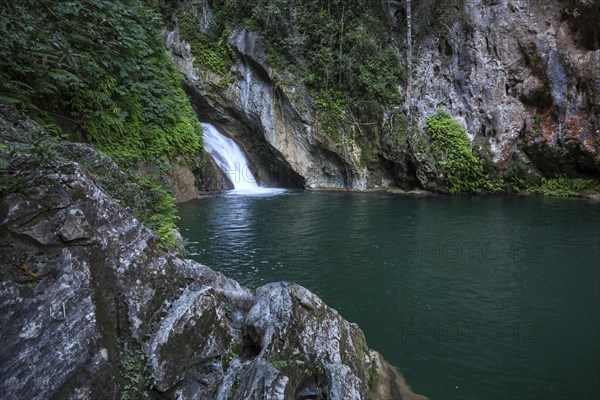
[564,7,581,18]
[119,344,156,400]
[271,360,290,370]
[222,349,239,371]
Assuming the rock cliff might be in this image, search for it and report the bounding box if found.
[0,111,425,399]
[164,18,391,191]
[401,0,600,182]
[165,0,599,192]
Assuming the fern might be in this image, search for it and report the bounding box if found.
[425,112,500,194]
[0,0,203,161]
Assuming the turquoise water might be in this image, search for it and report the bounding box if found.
[177,192,600,400]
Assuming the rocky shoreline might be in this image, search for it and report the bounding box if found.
[0,135,426,399]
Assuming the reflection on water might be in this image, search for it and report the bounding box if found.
[177,192,600,400]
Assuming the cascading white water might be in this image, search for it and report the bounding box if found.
[201,123,288,196]
[201,123,259,190]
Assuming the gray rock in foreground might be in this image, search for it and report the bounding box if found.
[0,149,426,398]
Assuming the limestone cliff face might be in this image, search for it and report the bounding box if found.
[401,0,600,180]
[165,21,393,191]
[166,0,599,192]
[0,111,425,399]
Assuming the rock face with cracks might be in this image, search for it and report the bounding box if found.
[400,0,600,179]
[0,146,425,398]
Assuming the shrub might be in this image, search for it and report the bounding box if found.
[313,90,348,146]
[425,112,500,193]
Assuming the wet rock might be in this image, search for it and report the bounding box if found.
[198,154,235,193]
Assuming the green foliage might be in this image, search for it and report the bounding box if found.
[0,146,11,195]
[245,0,404,107]
[387,112,411,149]
[169,0,404,144]
[0,0,202,161]
[271,360,290,370]
[119,344,157,400]
[531,177,600,197]
[503,155,598,197]
[140,178,180,247]
[313,90,348,146]
[503,158,540,192]
[93,166,180,247]
[0,115,67,195]
[221,349,239,371]
[177,11,234,88]
[425,112,500,193]
[410,0,468,42]
[230,376,241,397]
[0,1,201,249]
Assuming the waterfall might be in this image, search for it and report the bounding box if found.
[201,123,259,190]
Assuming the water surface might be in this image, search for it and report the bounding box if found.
[177,192,600,400]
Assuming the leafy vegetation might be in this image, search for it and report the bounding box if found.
[221,349,239,371]
[312,90,348,145]
[502,155,599,197]
[119,344,157,400]
[0,0,202,161]
[271,359,290,370]
[503,158,540,192]
[238,0,404,106]
[408,0,468,42]
[93,168,181,248]
[177,11,235,88]
[0,110,65,195]
[424,112,500,193]
[530,176,600,197]
[0,1,207,249]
